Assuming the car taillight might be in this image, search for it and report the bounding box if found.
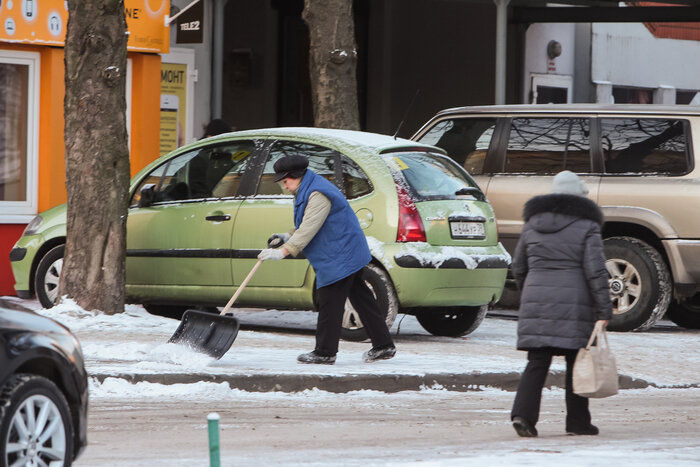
[395,182,426,242]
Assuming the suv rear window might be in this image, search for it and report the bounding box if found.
[416,118,497,175]
[601,118,690,175]
[383,152,482,201]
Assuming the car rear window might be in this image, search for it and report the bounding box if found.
[383,152,483,201]
[601,118,690,175]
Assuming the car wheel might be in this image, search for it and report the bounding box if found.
[666,295,700,329]
[416,305,488,337]
[604,237,671,332]
[35,244,65,309]
[330,264,398,342]
[0,374,74,467]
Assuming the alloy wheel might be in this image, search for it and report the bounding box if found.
[5,394,67,466]
[43,258,63,305]
[606,258,641,315]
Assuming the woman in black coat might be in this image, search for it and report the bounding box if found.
[510,170,612,438]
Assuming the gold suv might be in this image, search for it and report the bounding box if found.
[414,104,700,332]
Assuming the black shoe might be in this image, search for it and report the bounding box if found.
[512,416,538,437]
[566,424,599,436]
[362,345,396,363]
[297,351,336,365]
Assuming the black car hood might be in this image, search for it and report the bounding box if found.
[0,302,71,337]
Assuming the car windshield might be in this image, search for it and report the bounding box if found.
[382,152,483,201]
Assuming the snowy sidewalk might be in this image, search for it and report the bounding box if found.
[3,297,699,392]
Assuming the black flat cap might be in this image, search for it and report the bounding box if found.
[273,155,309,181]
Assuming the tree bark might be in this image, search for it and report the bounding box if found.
[60,0,130,314]
[303,0,360,130]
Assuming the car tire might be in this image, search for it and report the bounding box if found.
[666,295,700,329]
[35,244,65,309]
[604,236,671,332]
[318,264,398,342]
[0,374,74,467]
[416,305,488,337]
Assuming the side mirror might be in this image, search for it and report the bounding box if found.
[138,184,157,208]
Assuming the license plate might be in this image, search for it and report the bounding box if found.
[450,221,485,239]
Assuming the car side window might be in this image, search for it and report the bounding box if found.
[340,156,373,199]
[601,119,689,175]
[503,118,591,174]
[417,118,497,175]
[130,141,254,206]
[260,141,339,196]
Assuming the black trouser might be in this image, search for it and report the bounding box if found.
[313,269,394,356]
[511,348,591,430]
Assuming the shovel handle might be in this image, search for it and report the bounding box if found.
[220,259,263,315]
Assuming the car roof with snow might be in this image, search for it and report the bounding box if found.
[201,127,447,156]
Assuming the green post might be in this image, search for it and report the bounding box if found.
[207,413,221,467]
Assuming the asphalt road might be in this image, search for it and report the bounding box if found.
[77,385,700,466]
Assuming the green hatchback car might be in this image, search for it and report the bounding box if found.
[10,128,509,339]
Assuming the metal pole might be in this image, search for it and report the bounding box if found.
[211,0,228,119]
[207,412,221,467]
[494,0,510,105]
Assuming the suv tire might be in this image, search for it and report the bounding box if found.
[0,374,74,467]
[35,244,65,309]
[315,264,398,342]
[666,295,700,329]
[604,237,671,331]
[416,305,488,337]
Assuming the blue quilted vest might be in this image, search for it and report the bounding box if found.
[294,170,371,288]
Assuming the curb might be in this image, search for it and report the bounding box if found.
[90,372,652,393]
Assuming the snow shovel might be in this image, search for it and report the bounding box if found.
[168,259,263,359]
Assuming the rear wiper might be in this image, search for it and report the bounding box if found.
[455,187,485,200]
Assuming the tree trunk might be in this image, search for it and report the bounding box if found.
[60,0,130,314]
[303,0,360,130]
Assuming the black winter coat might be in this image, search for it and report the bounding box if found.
[512,194,613,350]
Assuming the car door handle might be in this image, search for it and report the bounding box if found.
[205,214,231,222]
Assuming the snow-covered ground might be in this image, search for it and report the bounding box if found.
[5,296,698,392]
[4,296,700,466]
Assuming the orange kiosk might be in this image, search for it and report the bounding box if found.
[0,1,169,295]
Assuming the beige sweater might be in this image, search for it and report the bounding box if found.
[283,191,331,257]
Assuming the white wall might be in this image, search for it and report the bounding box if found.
[523,23,576,102]
[591,23,700,92]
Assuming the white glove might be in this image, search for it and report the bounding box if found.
[267,233,291,248]
[258,248,285,260]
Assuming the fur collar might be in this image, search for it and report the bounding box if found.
[523,194,603,226]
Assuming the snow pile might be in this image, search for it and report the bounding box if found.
[38,299,175,334]
[13,297,700,390]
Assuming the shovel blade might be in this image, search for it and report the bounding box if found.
[168,309,240,359]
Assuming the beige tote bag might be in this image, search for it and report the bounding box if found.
[573,321,618,398]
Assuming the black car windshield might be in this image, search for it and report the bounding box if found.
[383,151,483,201]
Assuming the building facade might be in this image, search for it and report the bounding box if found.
[0,0,167,294]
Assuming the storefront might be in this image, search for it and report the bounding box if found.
[0,1,169,295]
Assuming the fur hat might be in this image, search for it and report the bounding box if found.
[551,170,589,196]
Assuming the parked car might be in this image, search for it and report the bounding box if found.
[0,300,88,466]
[413,104,700,332]
[10,128,510,339]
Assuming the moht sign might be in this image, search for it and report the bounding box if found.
[0,0,169,53]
